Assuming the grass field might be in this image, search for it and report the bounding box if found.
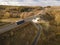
[0,22,11,27]
[37,23,60,45]
[0,18,21,22]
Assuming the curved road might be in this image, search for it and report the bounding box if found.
[32,23,42,45]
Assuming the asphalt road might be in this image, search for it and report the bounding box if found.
[0,23,19,34]
[32,23,42,45]
[0,10,44,34]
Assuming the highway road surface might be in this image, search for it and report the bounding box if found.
[0,23,19,34]
[0,9,44,34]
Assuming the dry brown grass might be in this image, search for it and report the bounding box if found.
[0,22,38,45]
[0,5,42,19]
[37,7,60,45]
